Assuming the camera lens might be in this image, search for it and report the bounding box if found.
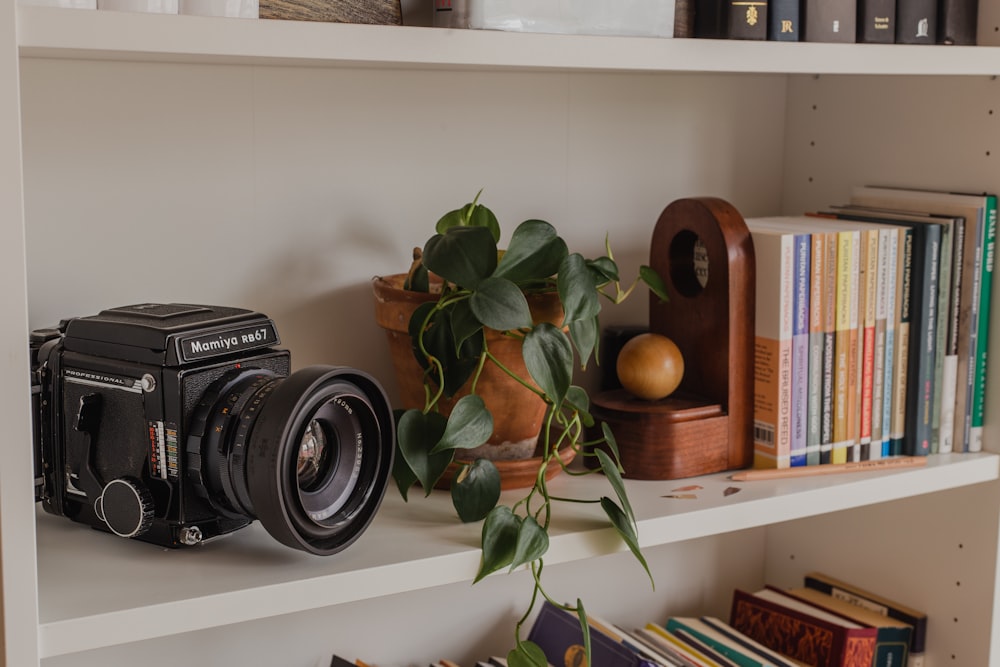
[187,365,394,555]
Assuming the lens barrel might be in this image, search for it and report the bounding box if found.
[188,365,394,555]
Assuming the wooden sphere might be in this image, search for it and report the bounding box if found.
[616,333,684,401]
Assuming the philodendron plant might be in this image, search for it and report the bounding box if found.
[393,191,667,666]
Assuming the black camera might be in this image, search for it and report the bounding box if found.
[31,303,394,555]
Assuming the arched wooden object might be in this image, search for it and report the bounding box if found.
[591,197,755,479]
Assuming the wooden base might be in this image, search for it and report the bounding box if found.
[588,389,730,480]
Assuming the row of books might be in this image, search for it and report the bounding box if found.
[679,0,978,44]
[525,571,927,667]
[749,185,996,469]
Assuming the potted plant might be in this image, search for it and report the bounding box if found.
[372,191,667,665]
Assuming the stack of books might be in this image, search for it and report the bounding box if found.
[523,571,926,667]
[683,0,978,44]
[747,185,996,469]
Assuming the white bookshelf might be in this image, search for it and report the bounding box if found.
[5,4,1000,666]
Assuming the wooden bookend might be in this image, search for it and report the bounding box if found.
[591,197,755,479]
[259,0,402,24]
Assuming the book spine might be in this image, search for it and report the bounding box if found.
[807,233,827,465]
[821,233,839,463]
[896,0,937,43]
[941,216,966,453]
[938,0,978,44]
[929,222,954,453]
[803,0,857,42]
[768,0,800,40]
[728,0,768,39]
[859,229,879,460]
[957,208,983,452]
[880,229,900,458]
[970,195,997,451]
[905,224,941,456]
[847,231,862,462]
[694,0,727,37]
[870,228,892,459]
[751,230,794,468]
[859,0,896,42]
[792,234,810,466]
[891,228,914,456]
[833,231,856,464]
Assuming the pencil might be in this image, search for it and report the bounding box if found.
[729,456,928,481]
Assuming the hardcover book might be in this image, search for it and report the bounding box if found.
[784,587,913,667]
[728,1,768,39]
[527,601,654,667]
[730,587,878,667]
[938,0,978,44]
[858,0,896,42]
[803,571,928,658]
[768,0,800,40]
[895,0,936,43]
[803,0,857,42]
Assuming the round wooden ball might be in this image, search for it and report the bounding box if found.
[616,333,684,401]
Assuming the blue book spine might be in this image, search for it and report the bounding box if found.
[791,234,811,466]
[768,0,801,40]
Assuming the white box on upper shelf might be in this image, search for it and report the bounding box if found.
[435,0,675,38]
[18,0,96,7]
[97,0,177,12]
[177,0,257,17]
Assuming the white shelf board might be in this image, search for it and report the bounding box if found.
[36,451,998,657]
[15,5,1000,75]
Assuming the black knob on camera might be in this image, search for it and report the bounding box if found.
[95,477,155,539]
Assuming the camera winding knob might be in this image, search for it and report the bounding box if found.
[94,477,155,539]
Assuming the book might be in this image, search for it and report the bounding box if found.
[642,623,733,666]
[803,572,928,659]
[728,1,768,39]
[807,231,830,465]
[666,617,795,667]
[768,0,800,40]
[527,601,656,667]
[895,0,936,43]
[938,0,978,44]
[858,0,896,42]
[730,587,877,667]
[792,232,812,466]
[971,195,997,452]
[699,617,805,667]
[803,0,857,42]
[783,588,912,667]
[849,186,992,453]
[746,222,798,469]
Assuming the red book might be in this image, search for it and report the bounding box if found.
[730,587,878,667]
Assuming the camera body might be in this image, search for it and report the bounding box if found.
[32,303,394,554]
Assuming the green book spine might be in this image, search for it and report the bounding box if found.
[970,195,998,451]
[665,619,763,667]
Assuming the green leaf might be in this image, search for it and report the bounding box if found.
[467,201,502,243]
[558,253,601,325]
[601,422,623,465]
[407,301,439,374]
[403,263,429,292]
[391,408,418,500]
[576,599,592,666]
[435,193,501,243]
[396,409,453,494]
[640,264,670,302]
[569,316,598,371]
[494,219,568,284]
[587,256,620,285]
[523,323,574,407]
[470,277,533,331]
[601,496,653,588]
[432,395,494,453]
[414,306,483,398]
[475,506,521,582]
[450,459,501,523]
[449,299,483,351]
[564,385,594,428]
[595,448,633,525]
[507,641,548,667]
[509,515,549,571]
[423,226,498,290]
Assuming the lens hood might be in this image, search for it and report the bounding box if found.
[245,365,394,555]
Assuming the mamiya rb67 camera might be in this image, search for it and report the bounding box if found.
[31,303,394,555]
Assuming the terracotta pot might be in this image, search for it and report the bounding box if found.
[372,273,571,477]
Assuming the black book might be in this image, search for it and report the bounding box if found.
[938,0,978,44]
[896,0,936,43]
[858,0,896,43]
[728,1,768,39]
[803,0,857,42]
[768,0,801,40]
[694,0,727,37]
